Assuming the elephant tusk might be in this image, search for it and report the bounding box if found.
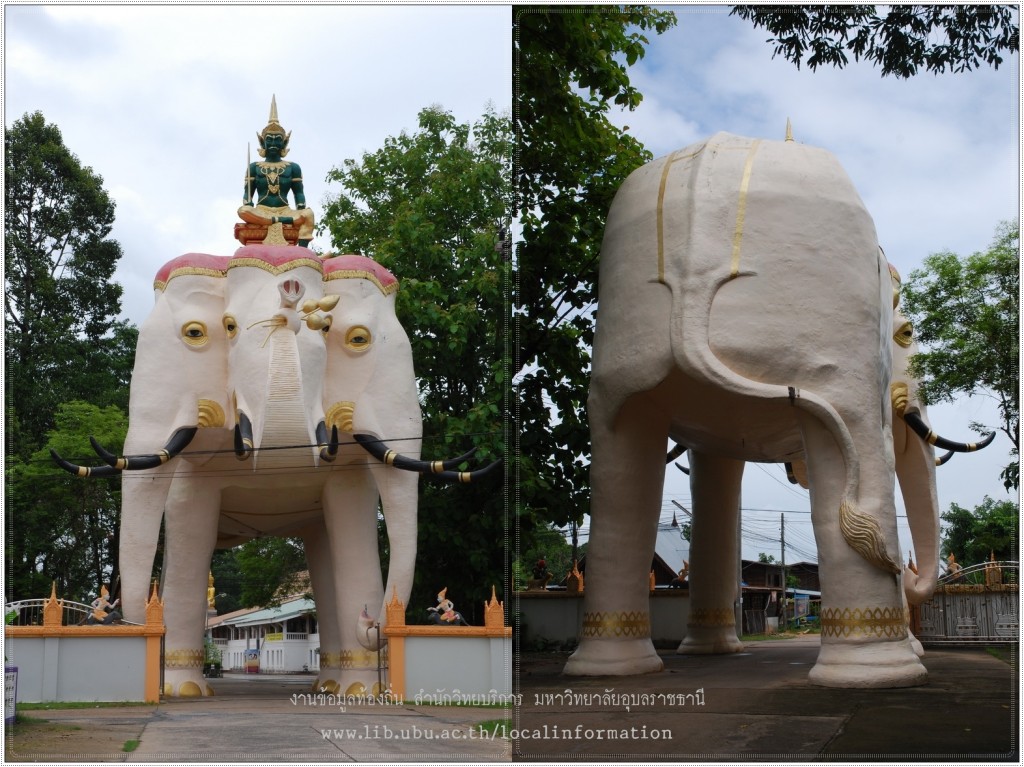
[902,412,997,453]
[50,449,121,478]
[674,461,690,476]
[234,412,254,461]
[316,420,339,463]
[665,442,687,464]
[352,433,499,483]
[422,458,503,484]
[935,450,955,467]
[90,427,198,471]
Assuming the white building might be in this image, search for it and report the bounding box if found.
[207,595,320,673]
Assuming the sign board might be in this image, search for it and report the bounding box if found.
[244,649,260,674]
[5,667,17,726]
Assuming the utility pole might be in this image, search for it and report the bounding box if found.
[780,513,786,630]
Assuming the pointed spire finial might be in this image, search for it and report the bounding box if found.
[785,118,794,142]
[268,94,280,127]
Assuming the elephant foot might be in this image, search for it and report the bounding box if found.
[564,639,664,676]
[313,669,390,698]
[677,624,744,655]
[163,668,215,698]
[809,638,928,688]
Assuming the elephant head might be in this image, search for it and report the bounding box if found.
[888,266,994,605]
[223,245,330,468]
[319,255,500,651]
[51,253,232,621]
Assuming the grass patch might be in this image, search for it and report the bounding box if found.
[17,700,153,711]
[122,739,141,752]
[11,714,80,730]
[476,718,510,738]
[985,645,1017,668]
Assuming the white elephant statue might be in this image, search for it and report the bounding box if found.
[53,245,498,697]
[567,131,952,688]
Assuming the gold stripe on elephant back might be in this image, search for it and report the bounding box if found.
[326,401,355,433]
[197,399,226,428]
[165,649,205,669]
[581,611,650,638]
[656,145,706,284]
[820,606,908,640]
[730,139,762,278]
[688,608,735,629]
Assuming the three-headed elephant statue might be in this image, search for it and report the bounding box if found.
[54,245,498,697]
[565,131,985,688]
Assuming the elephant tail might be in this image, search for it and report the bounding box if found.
[673,273,901,576]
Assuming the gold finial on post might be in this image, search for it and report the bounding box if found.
[43,581,63,627]
[785,118,794,142]
[484,585,505,628]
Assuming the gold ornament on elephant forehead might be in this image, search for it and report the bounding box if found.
[299,294,340,331]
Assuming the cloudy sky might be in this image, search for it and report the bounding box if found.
[4,4,511,324]
[5,5,1018,566]
[592,6,1019,564]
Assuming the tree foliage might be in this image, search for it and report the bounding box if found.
[941,496,1018,566]
[5,112,136,602]
[732,5,1018,78]
[320,105,510,619]
[5,111,135,459]
[7,401,127,602]
[513,6,676,541]
[900,221,1019,490]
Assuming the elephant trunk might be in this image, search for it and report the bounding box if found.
[897,418,942,605]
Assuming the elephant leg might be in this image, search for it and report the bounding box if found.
[678,450,744,654]
[565,393,667,676]
[798,412,926,688]
[322,470,387,697]
[161,478,221,697]
[300,519,345,694]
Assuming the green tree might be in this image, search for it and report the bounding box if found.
[512,525,575,591]
[5,111,135,459]
[234,538,308,608]
[7,401,127,602]
[513,6,676,544]
[320,105,510,620]
[900,221,1019,490]
[732,5,1018,78]
[5,112,136,602]
[941,496,1018,567]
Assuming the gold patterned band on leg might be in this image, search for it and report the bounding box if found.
[164,649,205,669]
[581,611,651,638]
[687,608,736,629]
[320,649,388,669]
[820,606,909,640]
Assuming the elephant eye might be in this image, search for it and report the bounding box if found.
[182,321,208,347]
[894,321,913,348]
[345,325,372,351]
[223,315,238,339]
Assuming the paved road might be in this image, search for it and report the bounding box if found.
[514,636,1018,761]
[8,638,1017,762]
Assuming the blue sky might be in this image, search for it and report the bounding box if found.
[588,6,1020,564]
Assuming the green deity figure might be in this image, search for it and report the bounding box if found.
[238,95,315,247]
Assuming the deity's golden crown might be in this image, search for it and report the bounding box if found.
[258,95,291,156]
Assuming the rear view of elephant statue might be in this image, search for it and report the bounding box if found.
[568,131,961,688]
[54,246,499,697]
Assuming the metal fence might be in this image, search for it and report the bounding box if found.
[914,561,1019,644]
[5,599,142,627]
